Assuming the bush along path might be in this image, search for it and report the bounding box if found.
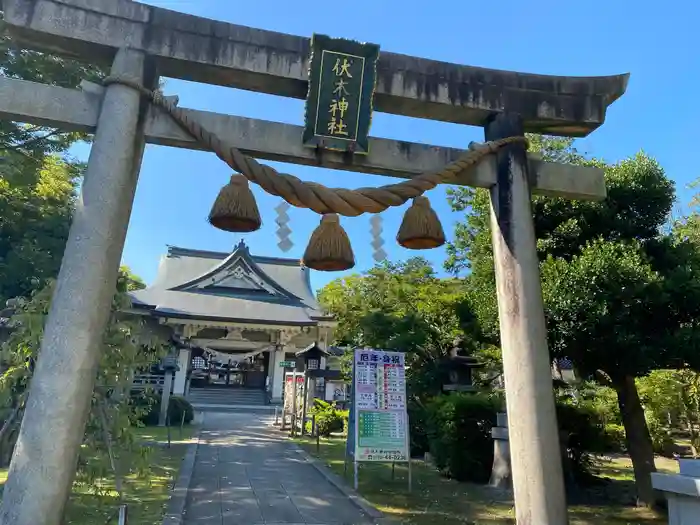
[295,435,669,525]
[300,391,669,524]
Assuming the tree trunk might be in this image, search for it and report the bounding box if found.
[615,375,658,507]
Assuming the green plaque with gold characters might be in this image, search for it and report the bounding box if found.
[302,34,380,154]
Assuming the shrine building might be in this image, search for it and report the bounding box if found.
[128,241,337,408]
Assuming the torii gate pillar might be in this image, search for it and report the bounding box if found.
[487,112,568,524]
[0,48,151,525]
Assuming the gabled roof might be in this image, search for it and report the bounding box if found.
[130,242,329,325]
[295,342,331,357]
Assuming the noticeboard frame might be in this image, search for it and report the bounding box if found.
[344,348,412,492]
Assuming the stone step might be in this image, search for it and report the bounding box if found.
[188,391,265,398]
[187,388,267,406]
[191,403,276,414]
[188,391,265,399]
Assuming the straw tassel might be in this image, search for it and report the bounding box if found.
[302,214,355,272]
[396,196,446,250]
[208,174,262,233]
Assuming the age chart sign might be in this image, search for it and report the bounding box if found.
[352,349,409,462]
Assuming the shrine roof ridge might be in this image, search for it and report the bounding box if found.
[3,0,629,136]
[166,245,305,267]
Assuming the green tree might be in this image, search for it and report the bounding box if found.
[637,369,700,456]
[0,15,103,157]
[0,155,82,302]
[446,135,700,506]
[0,268,168,491]
[119,265,146,291]
[675,178,700,246]
[318,258,480,398]
[0,15,105,303]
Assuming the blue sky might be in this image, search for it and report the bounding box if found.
[71,0,700,293]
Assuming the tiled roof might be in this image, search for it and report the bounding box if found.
[130,242,330,325]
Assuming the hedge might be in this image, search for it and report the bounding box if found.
[132,392,194,427]
[426,393,499,483]
[307,399,348,436]
[423,392,622,485]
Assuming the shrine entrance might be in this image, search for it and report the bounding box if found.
[0,1,628,524]
[188,348,269,390]
[128,243,334,406]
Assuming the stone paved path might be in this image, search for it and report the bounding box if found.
[182,412,373,524]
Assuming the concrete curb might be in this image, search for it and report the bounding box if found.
[161,417,203,525]
[291,442,399,524]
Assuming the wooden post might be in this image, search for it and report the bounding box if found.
[313,415,320,453]
[485,112,568,525]
[0,48,150,525]
[301,375,310,436]
[291,376,298,437]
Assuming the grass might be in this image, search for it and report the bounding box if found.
[0,424,196,525]
[295,437,670,525]
[136,424,196,445]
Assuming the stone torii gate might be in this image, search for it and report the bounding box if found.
[0,1,628,524]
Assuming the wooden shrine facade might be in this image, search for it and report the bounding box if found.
[127,242,336,403]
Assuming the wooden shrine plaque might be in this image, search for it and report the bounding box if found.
[302,34,380,154]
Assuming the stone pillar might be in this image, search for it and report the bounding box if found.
[173,348,190,395]
[485,113,568,525]
[0,49,151,525]
[489,412,512,489]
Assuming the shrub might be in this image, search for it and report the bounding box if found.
[556,402,612,483]
[423,391,625,486]
[169,395,195,425]
[425,393,499,483]
[408,400,430,457]
[308,399,347,437]
[132,391,194,427]
[646,415,675,456]
[604,423,627,452]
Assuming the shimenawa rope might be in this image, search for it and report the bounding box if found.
[102,75,528,217]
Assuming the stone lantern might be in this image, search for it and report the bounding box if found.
[439,338,484,393]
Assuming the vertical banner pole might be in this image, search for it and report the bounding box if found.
[301,375,310,436]
[291,373,298,437]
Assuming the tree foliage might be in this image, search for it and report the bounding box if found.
[0,16,104,158]
[0,269,169,486]
[637,369,700,456]
[319,258,481,398]
[446,134,700,506]
[0,16,106,304]
[0,155,83,302]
